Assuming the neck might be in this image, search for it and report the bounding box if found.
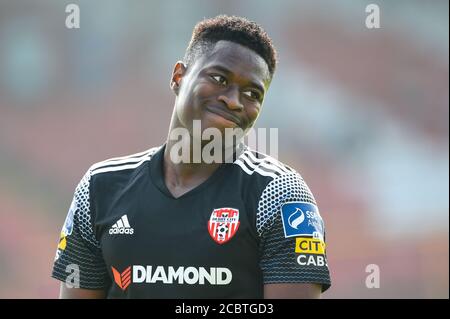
[162,110,227,194]
[163,142,222,184]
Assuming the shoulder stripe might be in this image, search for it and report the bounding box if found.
[234,159,279,179]
[90,147,159,173]
[243,150,293,174]
[90,147,157,170]
[91,154,152,176]
[240,153,285,176]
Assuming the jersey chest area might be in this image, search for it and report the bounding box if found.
[94,180,262,297]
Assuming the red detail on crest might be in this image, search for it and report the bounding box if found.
[208,208,240,244]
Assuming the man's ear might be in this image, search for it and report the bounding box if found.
[170,61,187,95]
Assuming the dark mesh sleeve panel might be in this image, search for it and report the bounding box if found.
[51,170,109,289]
[257,173,331,291]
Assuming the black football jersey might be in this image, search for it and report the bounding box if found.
[52,144,331,298]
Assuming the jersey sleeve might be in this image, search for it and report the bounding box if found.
[51,169,109,289]
[257,172,331,292]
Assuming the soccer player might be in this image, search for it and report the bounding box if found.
[52,15,331,298]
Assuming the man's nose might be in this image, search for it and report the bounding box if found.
[218,86,244,111]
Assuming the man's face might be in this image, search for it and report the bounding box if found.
[171,40,271,135]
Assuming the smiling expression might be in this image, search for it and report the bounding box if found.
[171,40,272,135]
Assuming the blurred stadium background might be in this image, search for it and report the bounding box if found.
[0,0,448,298]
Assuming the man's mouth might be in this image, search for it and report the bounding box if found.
[205,106,242,126]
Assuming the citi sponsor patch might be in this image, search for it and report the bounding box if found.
[280,202,324,239]
[55,199,76,260]
[295,237,326,254]
[111,265,233,291]
[61,198,76,237]
[297,254,328,267]
[57,231,67,251]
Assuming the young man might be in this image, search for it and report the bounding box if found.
[52,15,331,298]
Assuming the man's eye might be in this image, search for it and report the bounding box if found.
[211,75,227,85]
[243,90,261,101]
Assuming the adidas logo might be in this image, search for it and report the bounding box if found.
[109,214,134,235]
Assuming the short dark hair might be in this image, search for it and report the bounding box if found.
[184,15,277,77]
